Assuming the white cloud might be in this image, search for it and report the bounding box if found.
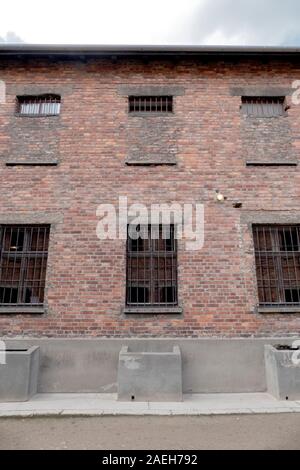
[0,0,299,45]
[174,0,300,46]
[201,30,248,47]
[0,0,200,44]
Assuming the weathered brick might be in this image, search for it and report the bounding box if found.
[0,55,299,338]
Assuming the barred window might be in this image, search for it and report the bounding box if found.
[0,225,50,306]
[17,94,61,116]
[129,96,173,113]
[241,96,286,117]
[253,225,300,307]
[126,225,177,307]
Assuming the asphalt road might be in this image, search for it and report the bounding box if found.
[0,414,299,450]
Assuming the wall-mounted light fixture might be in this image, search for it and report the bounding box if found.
[215,190,226,203]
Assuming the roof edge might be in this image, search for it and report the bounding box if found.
[0,44,300,58]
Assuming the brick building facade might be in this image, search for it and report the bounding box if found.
[0,45,300,394]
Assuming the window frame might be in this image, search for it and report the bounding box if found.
[128,95,173,114]
[126,224,178,309]
[16,94,61,117]
[0,225,50,309]
[241,96,287,118]
[253,224,300,310]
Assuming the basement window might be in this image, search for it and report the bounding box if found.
[241,96,287,117]
[0,225,50,307]
[253,225,300,308]
[126,224,178,307]
[129,96,173,113]
[16,94,61,116]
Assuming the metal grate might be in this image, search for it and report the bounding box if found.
[126,225,177,306]
[129,96,173,113]
[253,225,300,306]
[0,225,50,306]
[17,94,61,116]
[241,96,286,117]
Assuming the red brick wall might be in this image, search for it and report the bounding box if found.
[0,56,300,337]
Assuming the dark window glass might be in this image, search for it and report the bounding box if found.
[0,225,50,305]
[126,225,177,307]
[253,225,300,306]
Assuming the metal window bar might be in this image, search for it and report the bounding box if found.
[17,95,61,116]
[0,225,50,306]
[128,96,173,113]
[126,224,177,306]
[253,225,300,306]
[241,96,286,117]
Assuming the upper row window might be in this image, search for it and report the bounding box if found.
[16,94,61,116]
[14,93,288,118]
[241,96,287,118]
[129,95,173,113]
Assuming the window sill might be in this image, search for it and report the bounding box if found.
[123,306,182,315]
[14,113,60,118]
[258,306,300,314]
[6,160,58,167]
[0,306,45,314]
[246,161,298,167]
[128,112,174,117]
[125,160,177,166]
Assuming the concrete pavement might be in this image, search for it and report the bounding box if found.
[0,392,299,417]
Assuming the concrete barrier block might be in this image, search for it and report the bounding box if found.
[0,346,40,402]
[118,345,182,402]
[264,344,300,400]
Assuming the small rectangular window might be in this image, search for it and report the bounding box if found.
[241,96,286,117]
[126,224,177,307]
[17,94,61,116]
[0,225,50,306]
[253,225,300,307]
[129,96,173,113]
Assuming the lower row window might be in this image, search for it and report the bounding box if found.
[1,223,299,310]
[0,225,50,306]
[126,224,178,306]
[253,224,300,307]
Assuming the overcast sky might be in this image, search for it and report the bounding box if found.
[0,0,300,46]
